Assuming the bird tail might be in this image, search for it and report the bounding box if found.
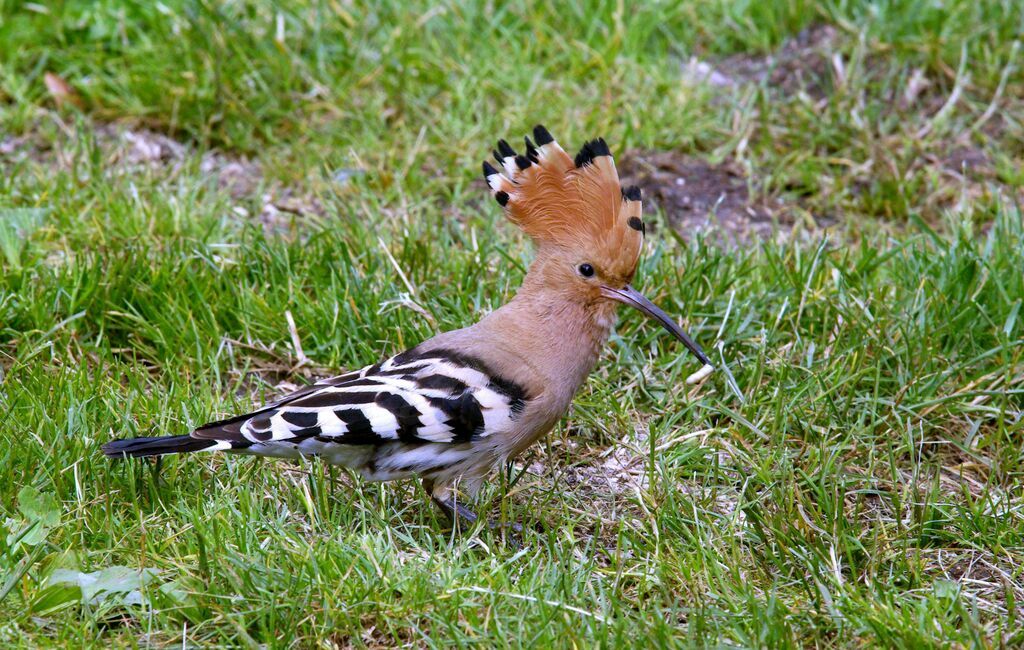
[101,434,221,459]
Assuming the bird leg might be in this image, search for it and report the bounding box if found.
[423,478,478,529]
[422,478,523,533]
[433,494,481,527]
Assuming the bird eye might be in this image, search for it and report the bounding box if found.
[578,263,595,278]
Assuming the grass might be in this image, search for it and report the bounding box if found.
[1,0,1023,647]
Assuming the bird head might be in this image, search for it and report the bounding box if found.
[483,126,713,370]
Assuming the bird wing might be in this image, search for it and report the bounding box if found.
[190,347,528,450]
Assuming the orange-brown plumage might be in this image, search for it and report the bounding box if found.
[486,130,643,286]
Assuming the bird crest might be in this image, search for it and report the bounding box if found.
[482,126,644,280]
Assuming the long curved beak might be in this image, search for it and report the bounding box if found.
[601,284,713,368]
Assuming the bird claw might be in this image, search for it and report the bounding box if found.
[486,518,524,534]
[430,495,540,540]
[490,518,547,534]
[426,479,541,540]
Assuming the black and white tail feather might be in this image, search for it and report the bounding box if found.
[103,347,528,484]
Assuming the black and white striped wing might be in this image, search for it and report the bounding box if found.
[191,348,528,453]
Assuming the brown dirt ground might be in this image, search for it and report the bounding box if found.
[1,121,327,236]
[617,150,790,244]
[720,24,840,98]
[679,22,1021,238]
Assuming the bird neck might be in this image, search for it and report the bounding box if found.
[478,264,617,399]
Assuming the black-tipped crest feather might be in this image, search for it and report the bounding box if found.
[574,138,611,168]
[532,124,553,145]
[497,139,516,158]
[524,136,539,162]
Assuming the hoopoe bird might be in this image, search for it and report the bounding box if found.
[103,126,713,527]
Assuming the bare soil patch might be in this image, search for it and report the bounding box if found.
[938,146,994,179]
[679,23,1023,231]
[683,25,840,98]
[618,150,790,244]
[1,120,326,235]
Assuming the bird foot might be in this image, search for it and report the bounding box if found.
[424,479,540,538]
[431,494,478,527]
[487,519,524,534]
[430,495,538,537]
